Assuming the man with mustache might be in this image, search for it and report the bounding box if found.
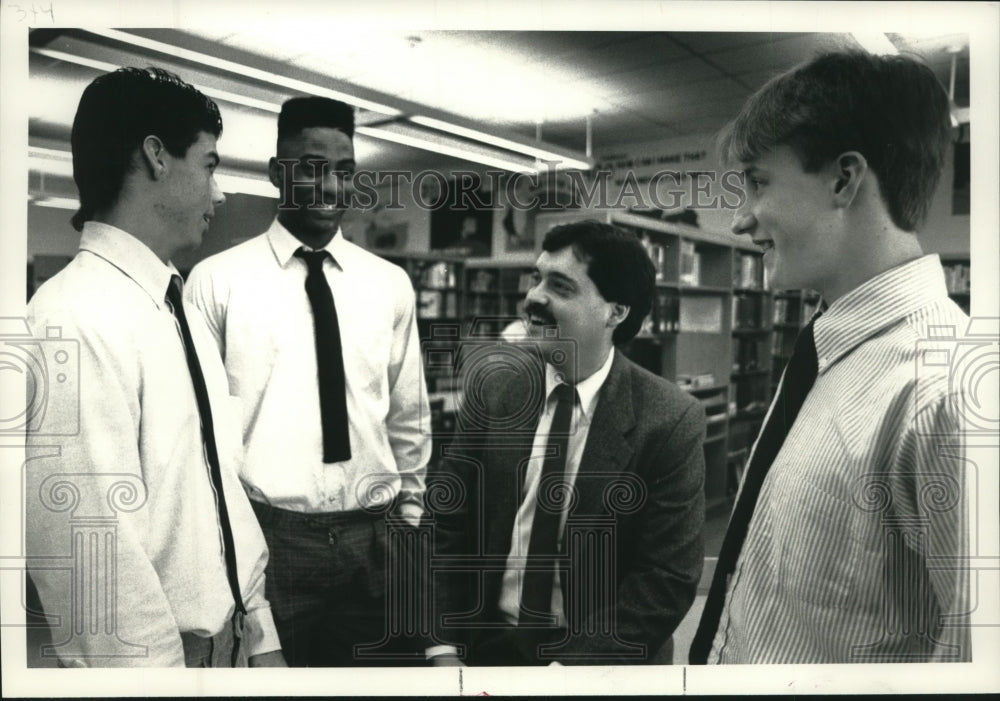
[427,219,706,665]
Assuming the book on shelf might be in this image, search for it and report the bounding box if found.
[468,269,497,293]
[731,293,762,329]
[418,290,443,318]
[772,297,788,325]
[653,288,679,334]
[803,298,820,321]
[736,253,762,289]
[733,337,760,373]
[638,234,668,283]
[420,261,458,289]
[676,373,717,391]
[679,240,700,286]
[942,261,970,294]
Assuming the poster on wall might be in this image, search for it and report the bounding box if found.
[428,175,495,257]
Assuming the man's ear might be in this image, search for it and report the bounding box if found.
[141,135,167,179]
[608,302,630,330]
[268,156,283,189]
[830,151,868,209]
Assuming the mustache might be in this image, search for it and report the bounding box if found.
[524,302,556,325]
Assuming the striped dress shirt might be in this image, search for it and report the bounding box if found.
[710,255,971,663]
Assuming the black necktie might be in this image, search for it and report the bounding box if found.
[166,276,246,616]
[295,248,351,464]
[519,382,577,626]
[690,316,820,663]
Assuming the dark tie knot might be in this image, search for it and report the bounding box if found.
[294,248,330,273]
[551,382,577,407]
[166,274,184,308]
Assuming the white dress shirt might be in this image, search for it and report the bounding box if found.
[186,218,431,517]
[26,222,279,667]
[710,255,971,663]
[498,348,616,626]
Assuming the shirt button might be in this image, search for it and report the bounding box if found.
[328,530,337,546]
[818,357,829,370]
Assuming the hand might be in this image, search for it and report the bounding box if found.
[249,650,287,667]
[430,652,465,667]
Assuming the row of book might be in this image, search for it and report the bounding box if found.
[733,253,765,289]
[637,235,672,283]
[464,295,521,317]
[417,290,461,319]
[416,261,459,289]
[942,262,970,294]
[467,268,536,294]
[772,298,797,325]
[732,337,766,373]
[732,293,764,330]
[679,240,701,286]
[773,294,821,325]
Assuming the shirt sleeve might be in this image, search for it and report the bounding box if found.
[890,386,971,662]
[385,269,432,514]
[243,584,281,657]
[25,312,186,667]
[185,263,226,357]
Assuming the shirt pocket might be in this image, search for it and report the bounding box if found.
[775,482,863,610]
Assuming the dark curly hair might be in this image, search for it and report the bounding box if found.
[70,67,222,231]
[542,219,655,345]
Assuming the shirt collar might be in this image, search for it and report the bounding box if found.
[813,254,948,373]
[545,347,615,421]
[265,216,348,270]
[77,221,179,309]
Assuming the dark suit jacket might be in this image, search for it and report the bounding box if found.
[428,348,705,665]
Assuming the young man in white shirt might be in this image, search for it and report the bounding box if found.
[690,50,971,664]
[186,97,431,666]
[26,67,284,667]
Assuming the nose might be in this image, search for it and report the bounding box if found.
[730,206,756,237]
[211,176,226,207]
[326,170,356,207]
[524,278,547,309]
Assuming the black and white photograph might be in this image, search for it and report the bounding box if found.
[1,1,998,697]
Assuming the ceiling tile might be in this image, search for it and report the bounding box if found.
[709,33,853,77]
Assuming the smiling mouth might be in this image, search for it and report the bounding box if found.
[527,312,556,327]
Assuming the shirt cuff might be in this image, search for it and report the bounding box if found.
[425,644,459,660]
[246,605,282,657]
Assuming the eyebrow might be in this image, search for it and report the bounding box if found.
[543,269,578,289]
[300,155,357,170]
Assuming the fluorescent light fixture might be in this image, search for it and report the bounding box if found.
[73,29,592,173]
[28,146,74,178]
[29,146,274,198]
[214,172,275,198]
[409,115,593,170]
[851,33,899,55]
[85,28,403,117]
[30,196,80,210]
[357,124,541,173]
[31,47,282,114]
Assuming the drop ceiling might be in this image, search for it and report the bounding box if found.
[28,28,971,199]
